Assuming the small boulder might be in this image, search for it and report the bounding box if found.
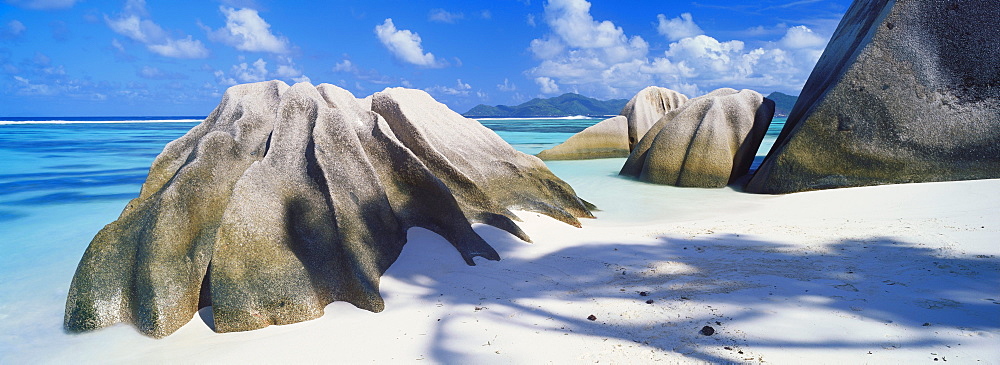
[536,116,629,160]
[620,88,774,187]
[619,86,688,151]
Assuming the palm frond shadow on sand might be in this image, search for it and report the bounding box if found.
[383,225,1000,363]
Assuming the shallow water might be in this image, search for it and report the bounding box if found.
[0,115,785,361]
[480,117,785,157]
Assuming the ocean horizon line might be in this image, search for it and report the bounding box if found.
[0,115,614,125]
[0,116,207,125]
[471,115,609,120]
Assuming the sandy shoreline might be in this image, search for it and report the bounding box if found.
[3,158,998,364]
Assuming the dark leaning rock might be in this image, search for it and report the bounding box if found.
[536,116,629,160]
[65,81,594,338]
[619,86,688,151]
[747,0,1000,194]
[620,88,774,188]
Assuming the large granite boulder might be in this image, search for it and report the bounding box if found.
[619,86,688,151]
[536,116,629,160]
[620,88,774,187]
[371,88,595,227]
[65,81,594,338]
[747,0,1000,193]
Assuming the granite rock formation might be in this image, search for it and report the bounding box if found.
[65,81,594,338]
[371,87,596,228]
[746,0,1000,193]
[619,86,688,151]
[620,88,774,188]
[536,116,629,160]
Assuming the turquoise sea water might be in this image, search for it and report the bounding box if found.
[479,116,785,158]
[0,115,784,360]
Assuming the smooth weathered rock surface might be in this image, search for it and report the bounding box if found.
[747,0,1000,194]
[536,116,629,160]
[620,88,774,188]
[619,86,688,151]
[65,81,593,338]
[372,87,595,227]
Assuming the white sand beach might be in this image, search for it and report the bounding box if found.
[9,157,997,364]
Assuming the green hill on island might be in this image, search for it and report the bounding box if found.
[766,91,798,117]
[465,91,796,118]
[464,93,629,117]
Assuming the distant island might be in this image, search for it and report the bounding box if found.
[467,91,797,118]
[464,93,629,117]
[766,91,798,117]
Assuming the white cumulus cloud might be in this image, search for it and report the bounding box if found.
[232,58,268,83]
[332,57,410,89]
[374,18,445,68]
[139,66,163,79]
[106,14,164,44]
[428,9,464,23]
[137,65,187,80]
[275,56,310,83]
[780,25,826,49]
[105,0,209,59]
[5,0,79,10]
[527,0,830,98]
[497,78,516,92]
[214,70,237,86]
[427,79,472,96]
[274,64,299,78]
[333,59,356,73]
[111,38,125,52]
[147,36,210,58]
[527,0,648,96]
[537,0,647,63]
[3,20,26,39]
[213,56,309,85]
[535,76,560,94]
[207,7,290,54]
[12,75,53,95]
[657,13,704,41]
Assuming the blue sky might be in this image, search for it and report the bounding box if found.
[0,0,852,117]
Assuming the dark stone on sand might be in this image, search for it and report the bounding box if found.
[747,0,1000,193]
[700,325,715,336]
[587,314,598,321]
[65,81,593,338]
